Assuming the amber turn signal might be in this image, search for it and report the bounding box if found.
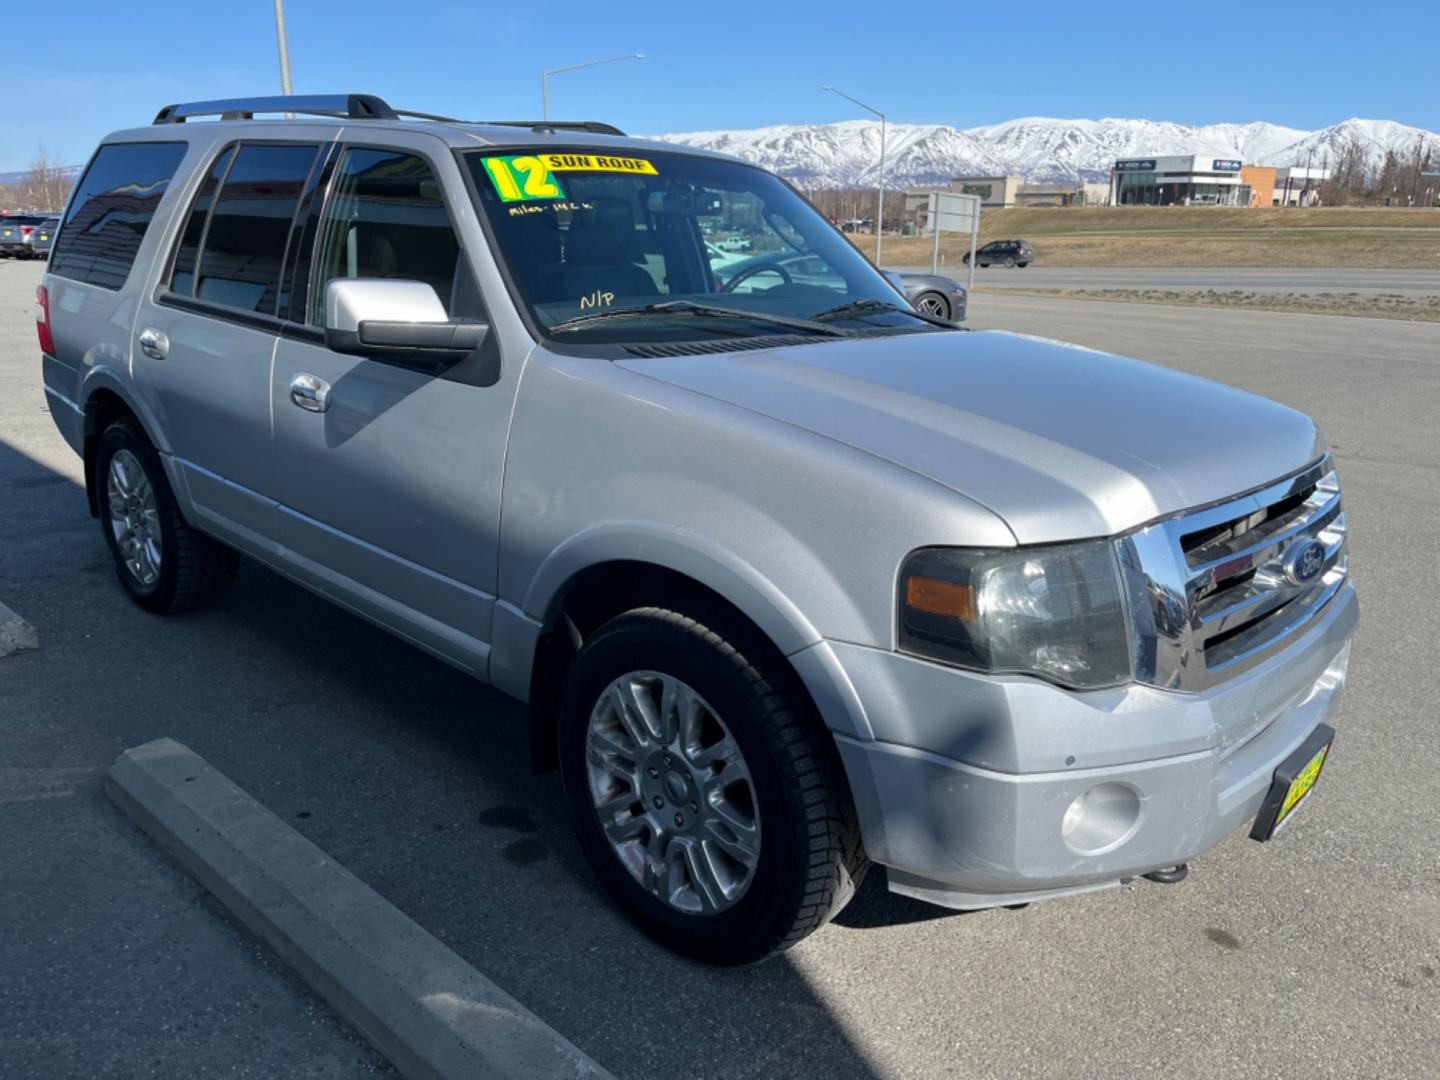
[904,575,977,621]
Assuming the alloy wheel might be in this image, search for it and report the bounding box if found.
[916,294,949,318]
[106,448,162,587]
[585,671,760,914]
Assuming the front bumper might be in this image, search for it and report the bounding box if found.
[821,582,1357,909]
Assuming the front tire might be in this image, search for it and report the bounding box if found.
[96,417,239,613]
[558,603,867,964]
[914,291,951,319]
[1004,255,1017,268]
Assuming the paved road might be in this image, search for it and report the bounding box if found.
[892,265,1440,296]
[0,260,390,1078]
[3,258,1437,1078]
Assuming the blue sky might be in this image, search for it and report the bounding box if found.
[6,0,1436,172]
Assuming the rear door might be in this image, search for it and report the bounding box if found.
[136,138,331,551]
[268,133,514,672]
[42,140,189,454]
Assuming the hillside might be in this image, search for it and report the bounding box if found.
[655,116,1439,188]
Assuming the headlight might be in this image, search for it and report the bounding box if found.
[898,541,1132,690]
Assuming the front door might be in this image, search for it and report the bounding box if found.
[270,138,514,673]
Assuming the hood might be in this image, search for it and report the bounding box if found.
[617,330,1324,544]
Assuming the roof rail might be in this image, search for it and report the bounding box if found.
[150,96,626,137]
[153,94,399,124]
[483,120,627,136]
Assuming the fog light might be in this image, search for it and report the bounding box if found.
[1060,783,1141,855]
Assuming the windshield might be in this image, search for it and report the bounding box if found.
[465,147,934,343]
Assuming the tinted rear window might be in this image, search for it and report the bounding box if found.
[193,143,319,313]
[48,142,187,289]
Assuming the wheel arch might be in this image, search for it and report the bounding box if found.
[496,526,868,771]
[80,375,169,518]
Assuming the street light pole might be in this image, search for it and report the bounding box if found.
[273,0,293,95]
[823,85,886,265]
[542,53,645,120]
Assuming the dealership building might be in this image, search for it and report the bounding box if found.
[1108,155,1252,206]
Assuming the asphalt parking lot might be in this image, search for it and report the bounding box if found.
[2,257,1437,1078]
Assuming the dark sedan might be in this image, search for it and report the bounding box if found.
[963,239,1034,268]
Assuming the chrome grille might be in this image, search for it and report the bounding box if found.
[1118,458,1349,691]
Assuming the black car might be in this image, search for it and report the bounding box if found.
[963,239,1033,268]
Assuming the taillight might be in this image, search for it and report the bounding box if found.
[36,284,54,355]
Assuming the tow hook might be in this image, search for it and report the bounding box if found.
[1142,864,1189,884]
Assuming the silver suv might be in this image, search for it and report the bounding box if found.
[38,95,1356,964]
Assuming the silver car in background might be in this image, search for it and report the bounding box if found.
[896,271,967,321]
[38,94,1355,965]
[30,216,60,259]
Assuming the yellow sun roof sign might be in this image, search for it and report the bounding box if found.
[482,153,659,202]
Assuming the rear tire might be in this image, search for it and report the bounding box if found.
[558,603,868,964]
[96,417,238,614]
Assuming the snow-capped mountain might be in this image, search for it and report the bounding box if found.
[961,118,1308,183]
[652,119,1007,188]
[651,117,1438,188]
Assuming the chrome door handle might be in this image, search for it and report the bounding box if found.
[289,373,332,413]
[138,327,169,360]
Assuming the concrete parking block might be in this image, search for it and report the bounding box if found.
[0,601,39,658]
[106,737,613,1080]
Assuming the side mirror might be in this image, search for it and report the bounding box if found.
[323,279,487,364]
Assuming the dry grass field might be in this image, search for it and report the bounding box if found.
[856,206,1440,268]
[982,287,1440,322]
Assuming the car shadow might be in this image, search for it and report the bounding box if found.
[213,561,892,1079]
[0,431,892,1080]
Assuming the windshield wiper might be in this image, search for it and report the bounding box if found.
[811,298,957,329]
[549,299,845,337]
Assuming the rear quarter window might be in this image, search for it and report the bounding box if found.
[49,141,187,290]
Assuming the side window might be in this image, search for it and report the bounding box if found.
[194,143,319,314]
[49,142,187,290]
[310,147,460,324]
[169,144,236,297]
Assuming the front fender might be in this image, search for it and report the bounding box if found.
[525,521,824,656]
[487,523,873,740]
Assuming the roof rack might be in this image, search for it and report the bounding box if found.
[482,120,627,136]
[151,95,626,136]
[153,94,399,124]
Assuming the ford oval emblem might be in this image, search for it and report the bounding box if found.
[1282,539,1326,586]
